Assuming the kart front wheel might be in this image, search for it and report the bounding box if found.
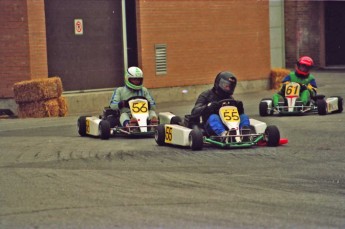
[317,99,327,115]
[155,124,166,146]
[77,116,88,136]
[264,125,280,147]
[99,120,111,140]
[189,128,203,151]
[259,101,269,116]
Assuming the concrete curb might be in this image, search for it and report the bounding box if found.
[1,79,269,117]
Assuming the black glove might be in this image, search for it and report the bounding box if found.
[118,100,129,109]
[300,84,307,90]
[206,102,219,113]
[236,100,244,115]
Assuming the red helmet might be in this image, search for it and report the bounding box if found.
[296,56,314,76]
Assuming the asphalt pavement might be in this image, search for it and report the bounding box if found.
[0,70,345,229]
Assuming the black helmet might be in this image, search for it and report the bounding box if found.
[214,71,237,97]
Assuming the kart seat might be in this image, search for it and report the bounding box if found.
[312,94,325,101]
[102,107,120,128]
[184,114,203,129]
[103,107,120,118]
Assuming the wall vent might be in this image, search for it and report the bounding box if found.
[155,44,167,75]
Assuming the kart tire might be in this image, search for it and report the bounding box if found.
[99,120,111,140]
[265,125,280,147]
[330,96,343,113]
[189,128,203,151]
[259,101,269,116]
[155,124,166,146]
[338,96,343,113]
[170,115,182,125]
[317,99,327,115]
[77,116,88,136]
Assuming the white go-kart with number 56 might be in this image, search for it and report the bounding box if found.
[77,96,160,139]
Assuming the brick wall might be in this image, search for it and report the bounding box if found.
[137,0,271,89]
[284,1,321,68]
[27,0,48,80]
[0,0,47,98]
[0,0,271,98]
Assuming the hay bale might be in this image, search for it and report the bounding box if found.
[58,96,68,117]
[270,68,291,90]
[13,77,63,103]
[18,96,67,118]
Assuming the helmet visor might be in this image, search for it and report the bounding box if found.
[298,63,312,74]
[129,78,143,86]
[219,78,234,92]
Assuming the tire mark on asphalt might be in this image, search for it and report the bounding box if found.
[0,201,211,217]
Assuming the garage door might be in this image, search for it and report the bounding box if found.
[45,0,124,91]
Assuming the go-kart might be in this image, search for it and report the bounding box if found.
[155,99,288,151]
[77,96,161,140]
[259,82,343,116]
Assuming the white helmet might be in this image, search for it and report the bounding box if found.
[125,66,143,90]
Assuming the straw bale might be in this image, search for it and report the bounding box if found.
[13,77,63,103]
[18,96,67,118]
[58,96,68,117]
[270,68,291,90]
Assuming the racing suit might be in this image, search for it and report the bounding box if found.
[191,88,250,136]
[273,71,317,107]
[110,86,157,126]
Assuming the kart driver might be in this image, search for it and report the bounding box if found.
[110,66,158,128]
[190,71,250,138]
[273,56,318,107]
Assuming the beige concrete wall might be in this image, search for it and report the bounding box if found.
[270,0,285,68]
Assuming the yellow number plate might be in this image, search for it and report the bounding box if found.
[219,107,240,122]
[86,119,90,134]
[285,83,300,97]
[165,126,173,143]
[130,101,149,114]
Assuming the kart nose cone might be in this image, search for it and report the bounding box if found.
[279,138,288,145]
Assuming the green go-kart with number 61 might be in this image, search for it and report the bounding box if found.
[259,82,343,116]
[156,99,288,151]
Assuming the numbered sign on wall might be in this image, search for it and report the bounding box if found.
[74,19,83,35]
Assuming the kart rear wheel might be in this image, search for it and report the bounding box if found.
[77,116,88,136]
[264,125,280,147]
[317,99,327,115]
[189,128,203,151]
[99,120,111,140]
[338,97,343,113]
[155,124,166,146]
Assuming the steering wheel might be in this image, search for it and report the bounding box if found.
[125,96,150,109]
[126,96,148,103]
[218,99,238,107]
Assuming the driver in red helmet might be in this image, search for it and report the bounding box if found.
[273,56,318,107]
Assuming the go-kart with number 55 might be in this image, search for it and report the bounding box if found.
[156,99,288,151]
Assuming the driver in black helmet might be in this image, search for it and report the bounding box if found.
[190,71,250,138]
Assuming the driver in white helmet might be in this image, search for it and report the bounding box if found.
[110,66,158,128]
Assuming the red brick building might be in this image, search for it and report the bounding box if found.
[0,0,271,100]
[284,1,345,68]
[0,0,48,98]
